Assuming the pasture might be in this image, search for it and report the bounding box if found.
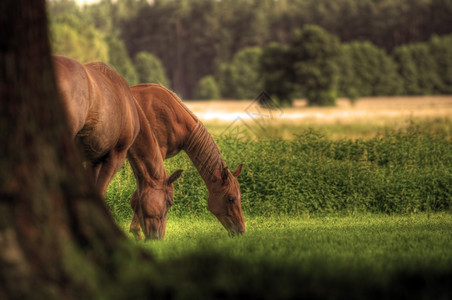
[105,97,452,298]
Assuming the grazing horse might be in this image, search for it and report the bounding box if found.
[130,83,245,236]
[127,100,183,240]
[54,56,182,240]
[54,55,140,196]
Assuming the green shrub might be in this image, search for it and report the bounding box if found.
[291,25,340,106]
[195,76,220,100]
[134,51,170,87]
[392,43,440,95]
[217,47,263,100]
[107,120,452,221]
[339,41,402,97]
[429,34,452,94]
[106,36,138,85]
[49,15,110,64]
[261,42,295,107]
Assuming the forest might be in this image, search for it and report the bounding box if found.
[48,0,452,101]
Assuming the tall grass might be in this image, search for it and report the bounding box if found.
[104,118,452,299]
[105,118,452,222]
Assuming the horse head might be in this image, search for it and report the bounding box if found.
[207,164,246,236]
[131,169,183,240]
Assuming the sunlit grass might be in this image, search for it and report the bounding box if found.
[127,213,452,272]
[106,112,452,298]
[115,213,452,298]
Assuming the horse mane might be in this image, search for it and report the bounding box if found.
[133,96,166,180]
[185,121,225,182]
[145,84,200,122]
[135,84,225,181]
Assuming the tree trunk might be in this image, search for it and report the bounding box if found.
[0,1,150,299]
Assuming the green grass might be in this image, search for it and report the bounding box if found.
[105,118,452,299]
[106,118,452,221]
[115,213,452,299]
[131,213,452,269]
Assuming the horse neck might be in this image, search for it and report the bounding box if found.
[128,102,166,189]
[184,122,225,187]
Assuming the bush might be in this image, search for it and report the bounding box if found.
[217,47,263,100]
[339,41,402,97]
[429,34,452,94]
[392,43,440,95]
[290,25,340,106]
[134,51,170,87]
[195,76,220,100]
[50,15,110,64]
[107,120,452,219]
[106,36,138,85]
[261,42,295,106]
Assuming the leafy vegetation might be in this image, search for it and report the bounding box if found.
[290,25,340,106]
[112,211,452,299]
[106,118,452,222]
[48,0,452,100]
[195,75,220,100]
[339,41,402,98]
[134,51,170,87]
[103,116,452,298]
[217,47,263,100]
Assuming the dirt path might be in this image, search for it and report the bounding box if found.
[185,96,452,124]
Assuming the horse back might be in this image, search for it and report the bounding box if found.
[83,62,140,156]
[131,84,197,159]
[53,55,91,136]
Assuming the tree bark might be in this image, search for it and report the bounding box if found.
[0,1,149,299]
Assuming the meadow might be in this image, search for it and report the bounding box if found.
[105,97,452,299]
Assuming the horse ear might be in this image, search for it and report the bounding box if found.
[168,169,183,185]
[232,164,243,177]
[221,166,229,183]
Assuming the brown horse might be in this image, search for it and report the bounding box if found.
[131,83,245,236]
[54,56,182,240]
[54,55,140,196]
[127,100,183,240]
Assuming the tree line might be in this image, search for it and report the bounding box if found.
[48,0,452,102]
[260,26,452,106]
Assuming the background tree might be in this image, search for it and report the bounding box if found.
[195,76,221,100]
[49,15,110,63]
[47,0,452,99]
[290,25,340,106]
[134,51,170,87]
[107,36,139,85]
[429,34,452,94]
[392,45,420,95]
[392,42,440,96]
[217,47,263,100]
[337,43,360,103]
[260,42,295,106]
[409,43,440,95]
[0,0,150,298]
[341,41,402,97]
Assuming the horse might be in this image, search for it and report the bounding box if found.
[54,56,182,240]
[127,99,183,240]
[54,55,140,196]
[130,83,245,236]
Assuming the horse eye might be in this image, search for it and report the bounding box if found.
[228,197,235,204]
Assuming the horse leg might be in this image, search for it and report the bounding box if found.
[129,213,143,241]
[85,161,103,195]
[129,191,143,241]
[95,149,128,196]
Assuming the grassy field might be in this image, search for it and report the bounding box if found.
[114,214,452,299]
[105,97,452,299]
